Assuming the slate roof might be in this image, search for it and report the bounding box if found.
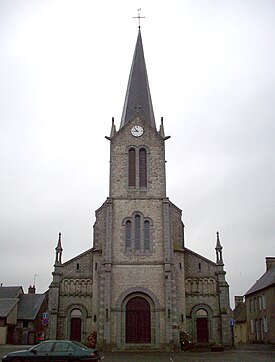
[0,286,23,298]
[120,28,156,130]
[17,294,45,320]
[0,298,19,318]
[245,266,275,296]
[184,247,216,266]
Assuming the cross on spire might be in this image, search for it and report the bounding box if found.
[133,8,145,28]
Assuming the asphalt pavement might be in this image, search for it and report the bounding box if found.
[1,344,274,362]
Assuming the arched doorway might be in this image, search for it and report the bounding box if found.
[126,296,151,343]
[70,309,82,341]
[196,309,208,343]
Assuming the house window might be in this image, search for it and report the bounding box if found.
[124,213,152,253]
[250,320,254,334]
[263,317,268,333]
[258,296,262,310]
[128,148,136,186]
[139,148,147,187]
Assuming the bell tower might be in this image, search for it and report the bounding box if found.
[107,29,169,200]
[95,27,184,350]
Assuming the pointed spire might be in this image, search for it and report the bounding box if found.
[120,29,156,129]
[215,231,224,265]
[55,232,63,265]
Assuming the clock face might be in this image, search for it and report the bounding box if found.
[131,125,144,137]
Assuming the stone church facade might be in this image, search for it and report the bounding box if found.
[48,29,231,351]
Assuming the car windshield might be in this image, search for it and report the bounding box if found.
[71,341,89,350]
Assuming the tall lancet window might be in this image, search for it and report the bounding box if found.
[144,220,150,251]
[128,148,136,186]
[135,215,141,250]
[123,214,152,254]
[139,148,147,187]
[125,220,132,249]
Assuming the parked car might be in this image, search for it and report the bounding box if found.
[2,340,103,361]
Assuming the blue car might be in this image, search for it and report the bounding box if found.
[2,340,103,361]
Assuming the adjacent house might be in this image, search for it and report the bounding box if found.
[0,286,23,344]
[0,285,48,344]
[245,257,275,343]
[233,296,247,344]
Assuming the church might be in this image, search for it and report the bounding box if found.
[48,27,231,351]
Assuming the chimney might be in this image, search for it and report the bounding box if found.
[28,285,36,294]
[266,257,275,271]
[234,296,244,308]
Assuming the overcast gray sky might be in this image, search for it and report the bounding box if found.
[0,0,274,307]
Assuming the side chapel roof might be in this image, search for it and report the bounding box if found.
[120,28,156,130]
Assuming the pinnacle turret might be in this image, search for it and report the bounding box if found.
[215,231,224,265]
[55,232,63,265]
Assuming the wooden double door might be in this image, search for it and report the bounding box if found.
[126,296,151,343]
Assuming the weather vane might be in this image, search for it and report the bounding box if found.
[133,8,145,28]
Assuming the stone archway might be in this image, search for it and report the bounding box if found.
[196,309,208,343]
[191,305,212,344]
[115,287,160,348]
[65,304,88,343]
[70,309,82,341]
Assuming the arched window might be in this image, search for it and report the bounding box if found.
[196,309,207,317]
[144,220,150,251]
[128,148,136,186]
[125,220,132,249]
[124,214,152,253]
[135,215,141,250]
[139,148,147,187]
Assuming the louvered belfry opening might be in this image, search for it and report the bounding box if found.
[126,296,151,343]
[139,148,147,187]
